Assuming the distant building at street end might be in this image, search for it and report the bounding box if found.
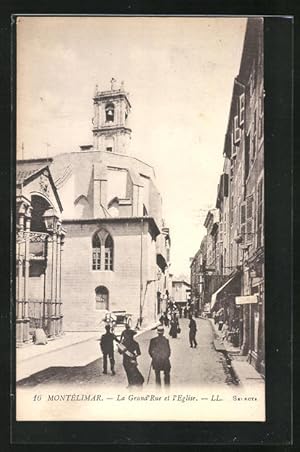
[172,280,191,307]
[16,80,172,338]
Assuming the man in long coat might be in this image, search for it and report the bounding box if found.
[148,325,171,386]
[100,324,116,375]
[188,314,198,348]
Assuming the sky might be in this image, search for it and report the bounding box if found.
[17,16,247,278]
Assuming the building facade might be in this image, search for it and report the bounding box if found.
[198,18,264,374]
[172,280,191,306]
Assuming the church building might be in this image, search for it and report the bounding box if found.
[16,80,171,338]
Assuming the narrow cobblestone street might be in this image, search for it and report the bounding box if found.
[17,318,234,388]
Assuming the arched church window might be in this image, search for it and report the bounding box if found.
[95,286,109,310]
[105,102,115,123]
[92,230,114,271]
[92,233,101,270]
[104,235,114,270]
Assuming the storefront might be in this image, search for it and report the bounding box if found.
[210,271,242,347]
[240,248,265,374]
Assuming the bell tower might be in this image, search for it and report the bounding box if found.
[92,79,132,154]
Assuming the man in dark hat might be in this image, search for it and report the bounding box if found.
[100,324,116,375]
[148,325,171,386]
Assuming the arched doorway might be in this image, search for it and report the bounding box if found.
[28,195,53,332]
[95,286,109,310]
[31,194,51,232]
[16,164,65,345]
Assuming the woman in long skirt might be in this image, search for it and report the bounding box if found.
[122,331,144,387]
[169,313,179,338]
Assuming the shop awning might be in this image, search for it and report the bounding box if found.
[235,295,258,305]
[210,274,240,311]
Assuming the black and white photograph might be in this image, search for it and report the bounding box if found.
[15,16,265,422]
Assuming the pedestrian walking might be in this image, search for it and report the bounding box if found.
[178,305,182,318]
[188,314,198,348]
[169,312,180,338]
[100,324,116,375]
[122,330,144,387]
[120,323,135,344]
[183,306,187,318]
[148,325,171,386]
[217,308,225,331]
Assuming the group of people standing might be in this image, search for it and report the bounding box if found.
[100,323,144,386]
[99,313,199,389]
[159,300,181,339]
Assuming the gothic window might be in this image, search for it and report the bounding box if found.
[104,235,114,270]
[92,234,101,270]
[105,102,115,122]
[95,286,109,310]
[92,231,114,271]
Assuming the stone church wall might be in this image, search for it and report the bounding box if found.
[61,220,157,331]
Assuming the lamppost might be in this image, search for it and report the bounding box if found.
[42,208,59,336]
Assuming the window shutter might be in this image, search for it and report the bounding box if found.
[239,93,245,126]
[240,203,246,224]
[219,222,223,242]
[240,203,246,244]
[257,179,263,247]
[241,224,246,243]
[246,195,253,219]
[223,173,229,197]
[231,132,236,157]
[234,115,241,144]
[258,87,264,139]
[246,195,254,243]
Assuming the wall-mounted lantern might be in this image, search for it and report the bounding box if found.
[42,208,59,232]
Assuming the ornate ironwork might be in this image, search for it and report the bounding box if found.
[16,230,48,244]
[29,231,49,242]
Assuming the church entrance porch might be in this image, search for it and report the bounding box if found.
[16,162,65,346]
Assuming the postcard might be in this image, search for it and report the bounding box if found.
[15,16,265,422]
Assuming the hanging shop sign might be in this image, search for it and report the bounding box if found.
[235,294,258,305]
